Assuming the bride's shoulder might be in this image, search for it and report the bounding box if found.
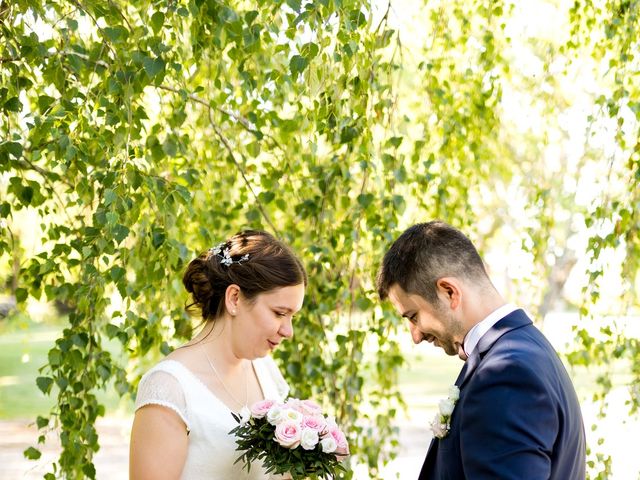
[162,345,207,373]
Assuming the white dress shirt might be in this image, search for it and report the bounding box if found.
[463,303,518,358]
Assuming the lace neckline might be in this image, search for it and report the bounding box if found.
[160,358,267,414]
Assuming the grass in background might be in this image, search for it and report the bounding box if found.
[0,313,130,420]
[0,324,57,419]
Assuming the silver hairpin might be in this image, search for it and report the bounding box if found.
[209,242,250,266]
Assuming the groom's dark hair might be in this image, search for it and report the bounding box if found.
[377,221,490,304]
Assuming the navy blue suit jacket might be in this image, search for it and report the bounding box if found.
[419,309,586,480]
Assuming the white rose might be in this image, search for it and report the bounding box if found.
[448,385,460,401]
[267,406,284,425]
[438,398,455,417]
[430,419,449,438]
[320,436,337,453]
[300,427,319,450]
[282,408,303,424]
[325,415,338,429]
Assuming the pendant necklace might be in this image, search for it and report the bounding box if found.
[203,347,251,422]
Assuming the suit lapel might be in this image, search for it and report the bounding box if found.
[454,360,468,387]
[419,437,438,479]
[421,361,468,479]
[458,309,532,389]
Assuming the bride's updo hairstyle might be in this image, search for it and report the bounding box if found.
[182,230,307,321]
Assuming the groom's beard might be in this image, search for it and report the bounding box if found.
[432,309,466,359]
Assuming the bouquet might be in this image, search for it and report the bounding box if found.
[230,398,349,480]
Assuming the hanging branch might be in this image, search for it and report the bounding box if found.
[154,84,280,235]
[205,107,280,236]
[155,85,286,153]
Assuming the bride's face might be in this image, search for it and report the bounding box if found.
[232,283,305,359]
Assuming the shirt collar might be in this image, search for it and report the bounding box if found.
[463,303,518,357]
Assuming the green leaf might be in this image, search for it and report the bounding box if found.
[48,349,62,367]
[286,0,301,12]
[289,55,308,79]
[36,376,53,395]
[355,296,373,310]
[36,416,49,429]
[340,126,360,144]
[97,365,110,381]
[15,288,28,303]
[103,26,129,43]
[245,10,259,25]
[150,12,164,35]
[71,333,88,348]
[246,208,261,222]
[387,136,403,148]
[112,224,130,244]
[110,266,126,282]
[19,185,34,204]
[143,56,165,78]
[82,463,96,478]
[162,138,177,156]
[3,97,21,112]
[104,189,117,206]
[357,193,374,208]
[3,141,23,158]
[24,447,42,460]
[301,42,319,59]
[105,323,120,339]
[258,191,275,204]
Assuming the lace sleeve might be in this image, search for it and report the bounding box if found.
[135,369,190,431]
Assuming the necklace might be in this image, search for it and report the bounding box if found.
[203,348,250,420]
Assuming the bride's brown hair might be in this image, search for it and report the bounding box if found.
[182,230,307,322]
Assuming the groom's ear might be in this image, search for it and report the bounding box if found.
[435,277,461,310]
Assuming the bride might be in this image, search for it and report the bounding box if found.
[129,230,306,479]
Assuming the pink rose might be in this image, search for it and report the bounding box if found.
[274,421,302,449]
[326,426,349,455]
[298,399,322,416]
[301,415,327,433]
[284,398,302,411]
[251,399,276,419]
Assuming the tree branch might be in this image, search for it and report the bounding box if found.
[15,159,75,225]
[154,84,284,235]
[106,0,133,31]
[67,0,116,56]
[374,0,391,35]
[155,85,286,152]
[347,167,370,322]
[205,107,279,235]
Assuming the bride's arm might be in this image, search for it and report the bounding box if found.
[129,405,188,480]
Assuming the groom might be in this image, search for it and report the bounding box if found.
[377,221,586,479]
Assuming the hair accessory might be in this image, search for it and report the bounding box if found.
[209,242,250,266]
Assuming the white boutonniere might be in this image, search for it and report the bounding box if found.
[430,385,460,439]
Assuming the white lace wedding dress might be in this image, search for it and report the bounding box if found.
[135,356,289,479]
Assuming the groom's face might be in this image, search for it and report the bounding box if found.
[387,284,466,358]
